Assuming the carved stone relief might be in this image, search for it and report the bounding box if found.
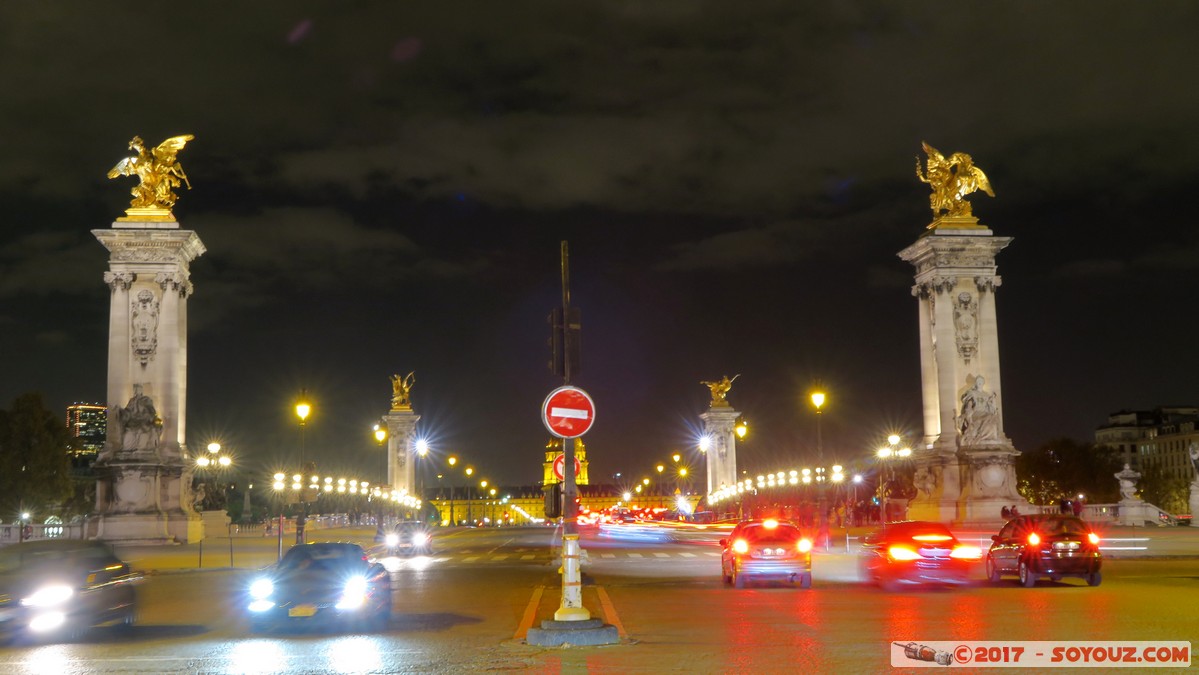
[131,289,159,366]
[104,271,136,292]
[953,292,978,363]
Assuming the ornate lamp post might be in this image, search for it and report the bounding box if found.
[877,435,912,529]
[810,388,826,464]
[294,390,312,544]
[415,438,430,505]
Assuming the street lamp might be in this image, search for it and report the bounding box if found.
[415,438,429,504]
[373,423,387,445]
[876,435,912,528]
[810,387,826,463]
[735,415,748,440]
[295,390,312,545]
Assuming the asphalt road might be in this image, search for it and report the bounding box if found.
[0,525,1195,673]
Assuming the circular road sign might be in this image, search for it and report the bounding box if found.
[552,453,582,481]
[542,386,596,438]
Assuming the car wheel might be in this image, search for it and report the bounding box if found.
[1019,560,1038,588]
[1086,571,1102,587]
[799,573,812,590]
[985,555,1001,583]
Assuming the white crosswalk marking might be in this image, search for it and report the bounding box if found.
[679,552,697,558]
[653,553,670,558]
[520,554,534,560]
[704,552,721,557]
[462,556,480,562]
[601,553,616,559]
[492,555,509,561]
[627,553,643,558]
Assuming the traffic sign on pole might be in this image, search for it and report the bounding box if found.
[552,452,582,481]
[541,386,595,438]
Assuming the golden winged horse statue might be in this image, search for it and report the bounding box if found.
[915,141,994,224]
[107,135,194,217]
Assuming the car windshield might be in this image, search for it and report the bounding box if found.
[278,544,365,572]
[1035,517,1089,536]
[0,542,114,574]
[742,523,802,543]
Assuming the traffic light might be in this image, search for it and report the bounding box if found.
[547,307,582,377]
[544,482,563,519]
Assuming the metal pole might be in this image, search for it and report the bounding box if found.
[277,511,283,560]
[555,241,589,622]
[229,523,234,568]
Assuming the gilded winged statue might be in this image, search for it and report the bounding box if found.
[701,374,739,407]
[107,135,194,212]
[391,372,415,410]
[915,141,994,222]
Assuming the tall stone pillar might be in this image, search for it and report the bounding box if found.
[898,218,1023,525]
[91,218,206,544]
[700,407,740,499]
[384,409,420,497]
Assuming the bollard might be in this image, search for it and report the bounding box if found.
[554,533,590,621]
[198,538,203,568]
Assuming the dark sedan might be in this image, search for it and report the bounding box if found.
[860,521,981,591]
[0,539,140,643]
[245,542,392,632]
[986,515,1102,587]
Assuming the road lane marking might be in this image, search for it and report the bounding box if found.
[679,552,697,558]
[627,553,643,558]
[462,556,480,562]
[515,585,545,640]
[653,553,670,558]
[521,554,535,560]
[704,552,721,556]
[594,586,627,638]
[492,555,509,561]
[601,553,616,558]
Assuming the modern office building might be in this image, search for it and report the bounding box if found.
[66,403,107,456]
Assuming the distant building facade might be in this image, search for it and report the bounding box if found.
[1095,407,1199,482]
[66,403,107,456]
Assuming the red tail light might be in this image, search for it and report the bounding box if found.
[1087,532,1100,545]
[1027,533,1040,546]
[950,545,982,559]
[733,539,749,554]
[888,545,921,561]
[797,538,813,553]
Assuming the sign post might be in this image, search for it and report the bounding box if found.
[542,385,595,622]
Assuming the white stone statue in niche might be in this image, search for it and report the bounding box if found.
[957,375,999,445]
[131,289,159,366]
[954,292,978,362]
[116,383,161,453]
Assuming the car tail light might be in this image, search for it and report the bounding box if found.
[762,519,779,530]
[1027,533,1040,546]
[797,538,813,553]
[950,545,982,559]
[733,539,749,554]
[1087,532,1100,545]
[888,546,921,561]
[912,534,953,542]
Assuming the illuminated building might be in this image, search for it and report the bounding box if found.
[66,403,107,456]
[542,437,590,486]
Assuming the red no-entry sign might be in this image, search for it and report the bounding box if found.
[542,386,596,438]
[552,452,582,481]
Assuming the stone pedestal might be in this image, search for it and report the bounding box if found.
[700,407,740,499]
[384,408,420,496]
[899,222,1024,526]
[91,218,206,544]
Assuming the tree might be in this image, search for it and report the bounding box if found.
[1139,463,1190,514]
[1016,437,1122,505]
[0,393,73,519]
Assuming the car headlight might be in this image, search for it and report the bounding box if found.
[412,532,429,546]
[384,533,399,547]
[336,576,368,610]
[21,584,74,608]
[249,578,274,600]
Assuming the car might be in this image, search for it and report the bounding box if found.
[0,539,140,643]
[383,521,432,556]
[860,521,981,591]
[985,514,1102,587]
[245,542,392,632]
[719,518,813,589]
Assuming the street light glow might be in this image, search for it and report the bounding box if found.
[810,391,826,410]
[416,439,429,456]
[207,442,221,453]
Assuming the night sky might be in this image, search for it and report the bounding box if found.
[3,3,1199,489]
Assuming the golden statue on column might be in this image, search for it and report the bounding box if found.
[916,141,994,224]
[390,372,415,410]
[701,374,739,408]
[107,135,195,220]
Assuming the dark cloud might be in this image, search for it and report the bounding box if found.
[3,2,1199,485]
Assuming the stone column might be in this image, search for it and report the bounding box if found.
[700,407,740,500]
[91,219,206,544]
[898,219,1023,526]
[385,409,420,496]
